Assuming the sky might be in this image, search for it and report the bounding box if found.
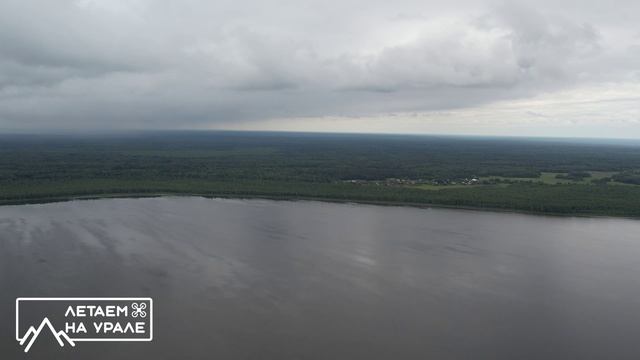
[0,0,639,137]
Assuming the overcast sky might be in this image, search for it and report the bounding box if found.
[1,0,639,137]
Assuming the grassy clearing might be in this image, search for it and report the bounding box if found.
[481,171,621,185]
[412,184,475,190]
[413,171,634,192]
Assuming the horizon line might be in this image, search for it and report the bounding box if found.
[0,128,639,143]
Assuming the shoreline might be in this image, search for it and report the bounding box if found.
[1,191,638,221]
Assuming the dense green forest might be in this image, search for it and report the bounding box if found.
[1,131,640,216]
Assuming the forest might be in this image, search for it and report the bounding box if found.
[1,131,640,216]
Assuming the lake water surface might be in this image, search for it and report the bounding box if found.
[1,197,640,359]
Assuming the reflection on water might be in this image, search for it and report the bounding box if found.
[1,197,640,359]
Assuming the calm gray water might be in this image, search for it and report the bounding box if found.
[1,197,640,359]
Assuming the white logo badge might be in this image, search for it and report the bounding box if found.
[16,297,153,353]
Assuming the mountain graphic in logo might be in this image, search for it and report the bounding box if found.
[18,317,75,353]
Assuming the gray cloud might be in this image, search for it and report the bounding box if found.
[0,0,638,132]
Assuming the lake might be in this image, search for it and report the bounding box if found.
[1,197,640,359]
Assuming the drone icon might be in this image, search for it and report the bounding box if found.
[131,303,147,318]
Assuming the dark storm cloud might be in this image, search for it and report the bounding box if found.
[0,0,638,131]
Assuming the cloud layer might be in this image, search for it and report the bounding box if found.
[0,0,638,135]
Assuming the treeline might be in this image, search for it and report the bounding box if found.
[1,132,640,216]
[1,180,640,217]
[613,171,640,185]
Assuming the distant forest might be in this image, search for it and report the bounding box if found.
[1,131,640,216]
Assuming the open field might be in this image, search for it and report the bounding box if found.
[479,171,621,185]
